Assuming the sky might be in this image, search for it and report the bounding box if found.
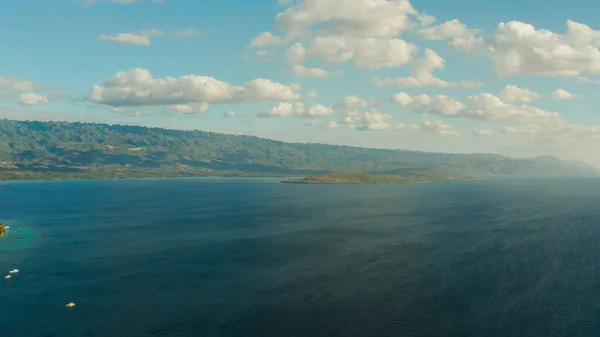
[3,0,600,164]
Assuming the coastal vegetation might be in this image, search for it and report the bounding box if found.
[0,119,597,181]
[0,223,6,237]
[281,172,464,184]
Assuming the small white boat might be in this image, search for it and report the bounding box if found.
[4,275,11,279]
[66,302,76,308]
[9,269,19,274]
[4,226,9,229]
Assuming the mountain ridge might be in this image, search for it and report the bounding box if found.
[0,119,596,180]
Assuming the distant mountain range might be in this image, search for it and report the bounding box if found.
[0,119,597,180]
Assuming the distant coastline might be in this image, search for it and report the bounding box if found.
[281,172,467,185]
[0,119,597,182]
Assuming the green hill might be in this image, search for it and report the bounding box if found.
[0,119,596,180]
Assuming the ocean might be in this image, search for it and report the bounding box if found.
[2,177,600,336]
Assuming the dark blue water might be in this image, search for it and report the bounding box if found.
[2,177,600,336]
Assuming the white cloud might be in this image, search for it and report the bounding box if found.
[249,0,433,70]
[393,92,561,123]
[89,68,301,106]
[0,76,36,93]
[284,42,307,64]
[304,119,318,126]
[306,88,318,100]
[309,36,417,70]
[453,20,600,77]
[98,28,199,46]
[168,103,209,115]
[257,102,333,118]
[323,121,338,129]
[168,104,193,113]
[416,19,485,52]
[291,65,340,78]
[333,95,394,130]
[418,120,462,136]
[550,89,580,100]
[429,20,600,78]
[0,76,38,101]
[373,49,483,88]
[223,111,236,118]
[498,85,540,102]
[473,129,494,137]
[250,32,290,47]
[578,76,600,84]
[98,33,153,46]
[308,104,334,117]
[19,93,49,105]
[273,0,425,38]
[417,19,480,41]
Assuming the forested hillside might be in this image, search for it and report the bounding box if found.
[0,119,596,180]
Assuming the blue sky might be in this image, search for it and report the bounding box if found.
[2,0,600,164]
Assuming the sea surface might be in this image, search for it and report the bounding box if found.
[2,177,600,336]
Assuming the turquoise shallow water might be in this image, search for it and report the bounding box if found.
[2,177,600,336]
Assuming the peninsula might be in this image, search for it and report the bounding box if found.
[281,172,457,184]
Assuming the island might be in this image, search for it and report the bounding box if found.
[0,223,6,237]
[281,172,444,184]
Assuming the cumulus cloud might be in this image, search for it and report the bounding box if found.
[284,42,307,64]
[273,0,426,38]
[427,19,600,78]
[416,19,484,52]
[322,121,338,129]
[98,28,199,46]
[88,68,301,106]
[373,49,483,87]
[333,95,394,130]
[249,0,434,70]
[443,20,600,77]
[223,111,235,118]
[417,19,479,41]
[393,92,561,123]
[19,93,49,105]
[473,129,494,137]
[257,102,333,118]
[250,32,291,47]
[291,65,341,78]
[550,89,580,100]
[306,88,318,100]
[498,85,540,102]
[489,21,600,77]
[168,104,193,113]
[419,120,462,136]
[168,103,209,115]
